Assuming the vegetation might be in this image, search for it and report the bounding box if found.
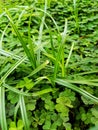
[0,0,98,130]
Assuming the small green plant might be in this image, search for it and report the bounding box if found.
[9,120,24,130]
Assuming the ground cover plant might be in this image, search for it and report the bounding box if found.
[0,0,98,130]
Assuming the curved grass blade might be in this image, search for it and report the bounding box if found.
[55,78,98,103]
[0,56,26,86]
[36,0,47,65]
[33,76,54,89]
[36,8,60,33]
[0,24,9,49]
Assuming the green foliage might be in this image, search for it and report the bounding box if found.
[55,90,75,117]
[7,91,19,104]
[0,0,98,130]
[41,94,55,111]
[16,77,34,90]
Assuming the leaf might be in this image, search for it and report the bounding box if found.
[56,97,73,108]
[9,120,24,130]
[43,120,51,130]
[9,121,17,130]
[8,91,19,104]
[91,107,98,118]
[59,89,76,101]
[16,77,34,90]
[55,103,69,117]
[17,120,24,130]
[63,122,72,130]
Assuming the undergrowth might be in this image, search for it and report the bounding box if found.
[0,0,98,130]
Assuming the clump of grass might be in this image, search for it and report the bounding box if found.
[0,0,98,130]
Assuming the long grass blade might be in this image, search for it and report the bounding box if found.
[36,0,47,65]
[55,78,98,103]
[14,101,20,123]
[19,93,30,130]
[65,79,98,87]
[61,19,67,77]
[72,70,98,76]
[53,35,62,79]
[0,87,7,130]
[65,42,74,68]
[5,9,36,69]
[28,9,36,67]
[3,83,31,96]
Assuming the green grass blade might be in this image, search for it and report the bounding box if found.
[28,60,49,77]
[72,70,98,76]
[0,56,26,86]
[48,30,55,56]
[61,19,67,44]
[28,9,36,67]
[14,101,20,123]
[0,24,9,49]
[53,19,68,78]
[3,83,31,96]
[36,8,60,33]
[32,88,53,96]
[29,76,49,89]
[0,87,7,130]
[65,42,74,68]
[5,9,36,69]
[61,19,67,77]
[65,79,98,87]
[55,78,98,103]
[16,8,27,26]
[0,49,29,63]
[19,93,30,130]
[53,35,62,79]
[36,0,47,65]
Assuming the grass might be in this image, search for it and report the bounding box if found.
[0,0,98,130]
